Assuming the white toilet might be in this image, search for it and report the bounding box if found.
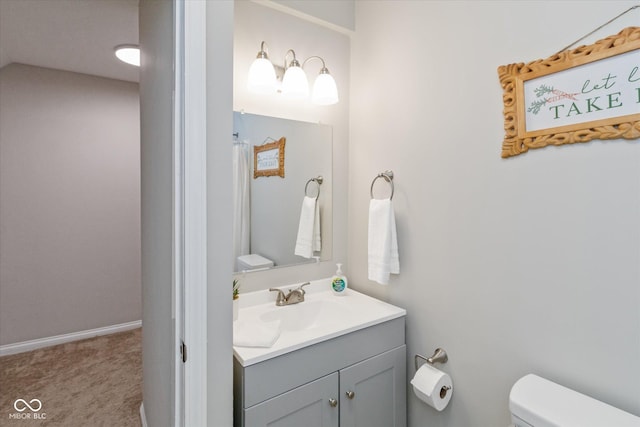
[510,374,640,427]
[236,254,274,272]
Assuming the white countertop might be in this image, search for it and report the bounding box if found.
[233,278,406,366]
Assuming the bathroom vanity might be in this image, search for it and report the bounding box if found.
[233,281,407,427]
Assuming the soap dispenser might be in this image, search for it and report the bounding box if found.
[331,263,348,295]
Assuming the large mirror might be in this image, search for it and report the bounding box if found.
[232,112,332,273]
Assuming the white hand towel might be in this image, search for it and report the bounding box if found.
[368,198,399,285]
[233,319,281,348]
[312,200,321,253]
[294,196,321,258]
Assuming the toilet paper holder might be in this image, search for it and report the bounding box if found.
[415,347,448,370]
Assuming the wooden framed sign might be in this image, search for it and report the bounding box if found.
[498,26,640,158]
[253,137,285,178]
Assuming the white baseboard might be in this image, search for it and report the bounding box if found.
[0,320,142,356]
[140,402,148,427]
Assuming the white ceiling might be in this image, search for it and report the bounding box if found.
[0,0,139,83]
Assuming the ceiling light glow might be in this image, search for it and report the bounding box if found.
[115,45,140,67]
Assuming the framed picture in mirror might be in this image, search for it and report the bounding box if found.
[254,137,285,178]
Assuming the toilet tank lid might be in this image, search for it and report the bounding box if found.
[237,254,273,267]
[510,374,640,427]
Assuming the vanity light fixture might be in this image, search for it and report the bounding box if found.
[247,41,277,93]
[247,41,339,105]
[281,49,309,99]
[304,56,339,106]
[114,44,140,67]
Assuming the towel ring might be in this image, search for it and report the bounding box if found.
[370,170,394,200]
[305,176,323,201]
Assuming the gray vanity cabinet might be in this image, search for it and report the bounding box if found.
[245,372,339,427]
[339,346,406,427]
[234,317,406,427]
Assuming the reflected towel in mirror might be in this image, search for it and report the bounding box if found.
[294,196,321,258]
[368,198,399,285]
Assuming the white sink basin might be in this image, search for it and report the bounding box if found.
[233,279,406,366]
[259,299,353,332]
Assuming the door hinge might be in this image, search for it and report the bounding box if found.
[180,340,187,363]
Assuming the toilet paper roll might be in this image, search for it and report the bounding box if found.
[410,363,453,411]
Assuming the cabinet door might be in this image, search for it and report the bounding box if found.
[340,345,406,427]
[244,372,339,427]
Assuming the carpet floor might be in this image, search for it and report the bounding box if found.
[0,328,142,427]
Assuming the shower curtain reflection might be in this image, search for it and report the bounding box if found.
[233,138,251,271]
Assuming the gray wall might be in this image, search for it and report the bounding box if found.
[349,1,640,426]
[0,63,141,346]
[139,0,174,425]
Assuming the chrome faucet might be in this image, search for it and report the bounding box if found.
[269,282,311,306]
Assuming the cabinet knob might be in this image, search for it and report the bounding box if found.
[328,398,338,407]
[346,391,355,399]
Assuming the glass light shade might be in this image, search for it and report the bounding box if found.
[311,72,339,105]
[115,46,140,67]
[247,57,277,94]
[281,66,309,99]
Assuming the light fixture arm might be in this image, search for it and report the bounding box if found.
[283,49,301,69]
[302,55,327,70]
[256,41,269,59]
